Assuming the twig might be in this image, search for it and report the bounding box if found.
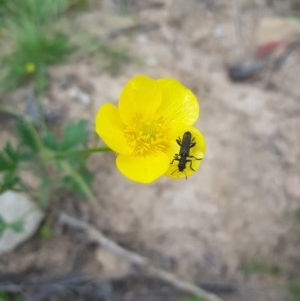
[59,212,225,301]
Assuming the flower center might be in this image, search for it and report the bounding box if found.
[124,114,169,156]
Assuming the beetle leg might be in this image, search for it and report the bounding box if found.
[170,154,180,164]
[188,155,203,161]
[176,138,182,146]
[187,159,196,171]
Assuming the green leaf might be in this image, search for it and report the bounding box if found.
[0,153,12,171]
[60,120,89,151]
[0,172,19,194]
[15,118,39,151]
[4,142,18,162]
[18,150,35,161]
[9,220,24,233]
[0,216,24,236]
[0,142,18,171]
[41,129,58,151]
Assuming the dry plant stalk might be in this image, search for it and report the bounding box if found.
[59,212,224,301]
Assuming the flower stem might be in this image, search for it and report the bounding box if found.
[81,146,112,153]
[60,161,96,203]
[44,146,112,161]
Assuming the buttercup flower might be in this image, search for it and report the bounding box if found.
[95,75,206,183]
[24,62,36,74]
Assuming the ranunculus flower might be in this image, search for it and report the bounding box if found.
[95,75,205,183]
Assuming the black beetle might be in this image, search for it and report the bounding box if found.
[170,131,202,178]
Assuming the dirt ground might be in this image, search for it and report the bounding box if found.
[1,0,300,300]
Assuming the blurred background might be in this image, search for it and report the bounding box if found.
[0,0,300,300]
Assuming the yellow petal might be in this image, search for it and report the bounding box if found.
[116,152,169,183]
[95,103,132,154]
[119,75,162,123]
[156,78,199,126]
[165,127,206,179]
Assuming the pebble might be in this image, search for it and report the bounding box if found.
[0,191,44,255]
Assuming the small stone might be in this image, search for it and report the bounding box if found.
[0,191,44,255]
[69,87,91,105]
[213,26,225,38]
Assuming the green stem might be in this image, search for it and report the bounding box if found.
[60,160,96,203]
[62,146,112,156]
[44,146,112,160]
[80,146,112,153]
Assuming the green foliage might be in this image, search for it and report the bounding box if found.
[288,281,300,301]
[243,261,281,276]
[0,0,72,92]
[16,118,40,152]
[9,220,24,233]
[2,31,70,91]
[0,114,95,210]
[0,142,19,171]
[60,120,89,151]
[0,0,68,24]
[41,120,94,203]
[39,224,52,239]
[0,172,19,194]
[41,119,94,203]
[0,0,130,91]
[181,297,205,301]
[0,216,24,238]
[41,120,90,164]
[0,291,22,301]
[0,142,20,194]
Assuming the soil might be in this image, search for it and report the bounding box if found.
[1,0,300,301]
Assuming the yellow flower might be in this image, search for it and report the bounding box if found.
[95,75,206,183]
[24,62,36,74]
